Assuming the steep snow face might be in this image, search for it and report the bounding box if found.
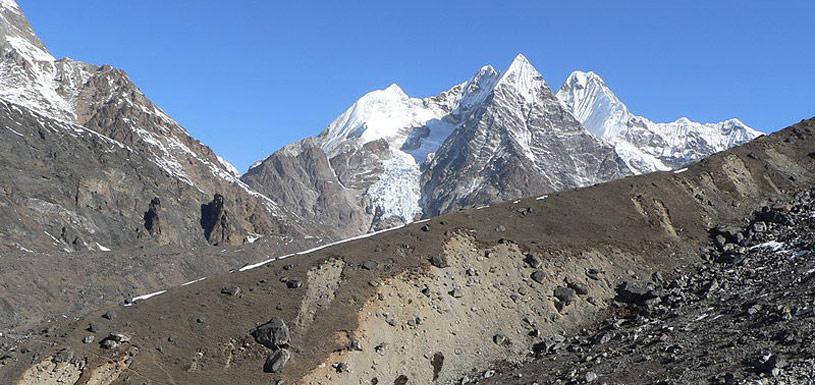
[319,84,448,159]
[495,54,548,106]
[557,71,762,173]
[300,66,506,226]
[366,150,422,223]
[556,71,627,138]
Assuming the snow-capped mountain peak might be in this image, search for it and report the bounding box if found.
[318,83,446,156]
[455,64,500,110]
[557,70,630,139]
[557,70,762,173]
[495,53,549,105]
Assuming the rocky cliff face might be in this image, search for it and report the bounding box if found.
[0,0,319,252]
[420,55,630,215]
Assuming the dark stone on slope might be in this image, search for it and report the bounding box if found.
[756,207,790,225]
[429,255,448,268]
[554,286,577,306]
[615,282,661,306]
[220,285,241,296]
[263,349,291,373]
[251,318,290,349]
[52,348,74,363]
[524,254,542,268]
[531,270,545,284]
[361,260,379,270]
[566,278,589,295]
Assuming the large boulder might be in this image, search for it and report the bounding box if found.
[263,348,291,373]
[251,318,290,349]
[615,281,662,308]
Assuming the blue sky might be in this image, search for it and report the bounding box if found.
[19,0,815,171]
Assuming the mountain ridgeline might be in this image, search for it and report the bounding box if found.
[0,0,329,254]
[0,0,759,253]
[242,56,761,234]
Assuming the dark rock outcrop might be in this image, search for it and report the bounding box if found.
[200,193,243,246]
[143,197,162,237]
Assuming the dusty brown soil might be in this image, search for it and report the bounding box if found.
[1,118,814,385]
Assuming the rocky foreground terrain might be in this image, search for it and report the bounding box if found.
[1,118,812,384]
[476,189,815,385]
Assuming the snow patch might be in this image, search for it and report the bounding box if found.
[749,241,786,251]
[238,224,407,272]
[181,277,207,286]
[124,290,166,306]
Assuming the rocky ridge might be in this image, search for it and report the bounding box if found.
[556,70,762,173]
[0,0,322,253]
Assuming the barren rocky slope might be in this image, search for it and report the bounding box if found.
[2,118,812,385]
[477,187,815,385]
[0,0,333,341]
[0,0,324,253]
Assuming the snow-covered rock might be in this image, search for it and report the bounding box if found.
[557,70,762,173]
[421,54,630,215]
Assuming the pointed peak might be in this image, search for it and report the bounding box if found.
[565,70,608,89]
[477,64,499,77]
[355,83,409,105]
[368,83,407,99]
[505,53,538,75]
[384,83,404,93]
[494,53,547,100]
[0,0,53,61]
[510,53,531,65]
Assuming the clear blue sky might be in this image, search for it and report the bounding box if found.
[18,0,815,172]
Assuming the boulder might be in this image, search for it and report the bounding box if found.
[616,281,662,307]
[220,285,241,296]
[554,286,577,306]
[263,349,291,373]
[531,270,545,284]
[524,254,542,268]
[429,255,448,268]
[251,318,290,349]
